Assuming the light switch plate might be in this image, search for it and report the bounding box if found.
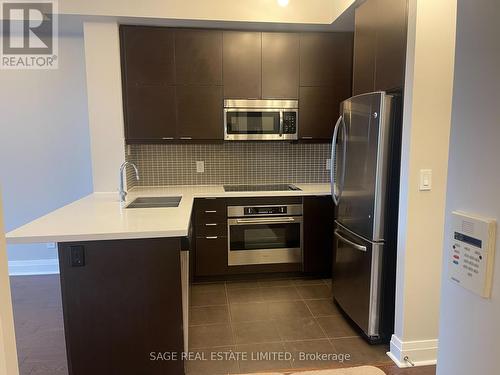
[196,161,205,173]
[419,169,432,191]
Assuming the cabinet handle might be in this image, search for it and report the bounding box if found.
[180,137,192,140]
[205,223,218,226]
[205,210,217,213]
[301,136,313,139]
[206,236,218,239]
[162,137,174,140]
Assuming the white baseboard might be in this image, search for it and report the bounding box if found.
[388,334,438,367]
[8,259,59,276]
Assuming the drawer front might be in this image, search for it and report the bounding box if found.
[196,223,227,238]
[194,198,226,224]
[194,198,226,212]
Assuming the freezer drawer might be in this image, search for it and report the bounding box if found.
[333,223,383,339]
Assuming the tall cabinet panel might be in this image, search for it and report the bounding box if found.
[352,0,377,95]
[374,0,408,91]
[299,32,353,140]
[175,29,223,140]
[352,0,407,95]
[121,26,177,141]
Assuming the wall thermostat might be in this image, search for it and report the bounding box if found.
[449,211,496,298]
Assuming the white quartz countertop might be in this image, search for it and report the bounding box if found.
[6,184,331,244]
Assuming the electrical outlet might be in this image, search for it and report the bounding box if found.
[326,158,332,171]
[196,161,205,173]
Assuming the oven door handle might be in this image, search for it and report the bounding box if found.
[235,217,297,224]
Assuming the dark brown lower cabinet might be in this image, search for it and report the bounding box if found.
[303,196,335,276]
[58,238,185,375]
[195,237,228,276]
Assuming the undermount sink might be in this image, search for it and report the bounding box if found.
[126,196,182,208]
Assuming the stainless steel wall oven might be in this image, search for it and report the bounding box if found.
[227,204,303,266]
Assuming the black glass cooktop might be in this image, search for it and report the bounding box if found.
[223,184,302,192]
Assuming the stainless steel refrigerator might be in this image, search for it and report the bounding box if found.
[331,91,401,344]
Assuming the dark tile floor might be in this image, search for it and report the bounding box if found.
[9,275,436,375]
[187,278,391,374]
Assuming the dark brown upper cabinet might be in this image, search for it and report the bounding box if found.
[352,0,377,95]
[121,26,175,86]
[176,86,223,140]
[299,32,353,141]
[353,0,407,95]
[121,26,354,142]
[299,32,353,88]
[223,31,262,99]
[175,29,223,85]
[299,86,341,140]
[374,0,407,92]
[125,85,177,140]
[261,32,300,99]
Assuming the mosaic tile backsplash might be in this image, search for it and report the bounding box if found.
[125,143,331,187]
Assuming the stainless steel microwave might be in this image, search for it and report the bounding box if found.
[224,99,298,141]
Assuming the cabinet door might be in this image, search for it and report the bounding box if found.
[262,32,299,99]
[175,29,223,85]
[223,31,262,99]
[299,33,353,88]
[195,237,228,276]
[352,0,377,95]
[176,86,223,140]
[121,26,175,86]
[374,0,407,91]
[125,85,177,140]
[303,196,335,276]
[299,86,342,140]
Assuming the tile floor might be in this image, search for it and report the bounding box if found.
[187,278,391,374]
[9,275,435,375]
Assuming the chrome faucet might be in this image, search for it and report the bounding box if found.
[119,161,139,206]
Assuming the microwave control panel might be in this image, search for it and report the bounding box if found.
[283,112,297,134]
[449,211,496,298]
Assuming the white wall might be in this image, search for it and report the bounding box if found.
[59,0,355,26]
[83,21,126,192]
[0,22,93,264]
[0,191,19,375]
[389,0,456,366]
[436,1,500,374]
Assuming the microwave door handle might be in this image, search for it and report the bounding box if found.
[279,111,284,137]
[334,230,367,252]
[331,115,343,205]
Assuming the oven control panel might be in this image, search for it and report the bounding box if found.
[244,206,287,215]
[449,211,496,298]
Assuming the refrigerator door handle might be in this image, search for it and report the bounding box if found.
[334,229,367,252]
[331,115,343,205]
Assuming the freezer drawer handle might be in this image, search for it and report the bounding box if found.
[334,230,367,252]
